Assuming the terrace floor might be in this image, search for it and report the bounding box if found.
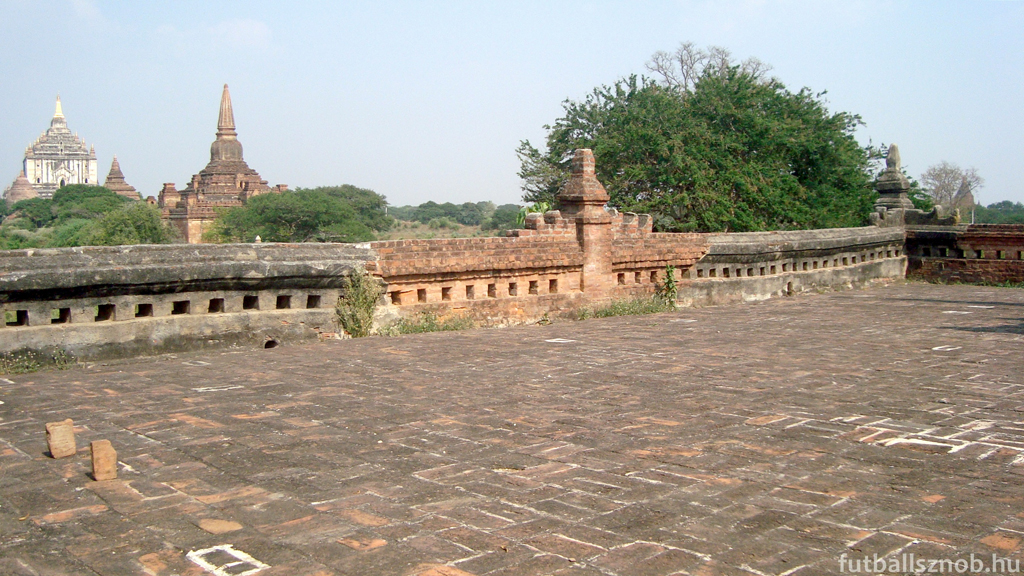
[1,282,1023,576]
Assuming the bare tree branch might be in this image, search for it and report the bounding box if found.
[706,46,733,76]
[674,41,707,92]
[921,161,984,209]
[740,57,773,81]
[646,42,772,93]
[645,50,682,89]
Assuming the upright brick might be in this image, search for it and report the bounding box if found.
[90,440,117,481]
[45,419,76,459]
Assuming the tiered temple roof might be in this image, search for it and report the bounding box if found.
[160,85,285,243]
[103,156,139,199]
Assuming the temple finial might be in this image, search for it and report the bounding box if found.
[54,95,64,119]
[217,84,236,136]
[885,144,900,172]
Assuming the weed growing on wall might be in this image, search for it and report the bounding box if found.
[335,270,384,338]
[576,296,675,320]
[380,311,475,336]
[0,349,73,375]
[656,265,678,303]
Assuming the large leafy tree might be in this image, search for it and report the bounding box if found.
[520,57,877,232]
[293,185,394,232]
[206,189,375,243]
[83,203,179,246]
[52,185,131,223]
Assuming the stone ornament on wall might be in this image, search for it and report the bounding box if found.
[871,144,959,227]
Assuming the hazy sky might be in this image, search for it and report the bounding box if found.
[1,0,1022,207]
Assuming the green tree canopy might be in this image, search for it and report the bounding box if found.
[2,185,164,249]
[975,201,1024,224]
[293,185,394,232]
[84,203,179,246]
[519,67,877,232]
[206,189,375,243]
[9,197,56,228]
[52,185,131,224]
[482,204,522,231]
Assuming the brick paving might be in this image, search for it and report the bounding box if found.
[1,282,1023,576]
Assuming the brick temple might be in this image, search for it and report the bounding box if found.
[159,85,286,243]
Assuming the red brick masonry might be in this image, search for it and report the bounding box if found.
[907,224,1024,284]
[367,151,710,324]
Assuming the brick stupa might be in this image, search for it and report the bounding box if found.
[103,156,139,199]
[3,171,38,204]
[160,84,286,243]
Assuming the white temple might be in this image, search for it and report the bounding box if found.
[20,96,98,198]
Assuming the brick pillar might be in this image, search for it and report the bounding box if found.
[557,149,613,296]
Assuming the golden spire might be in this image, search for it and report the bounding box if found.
[54,95,64,119]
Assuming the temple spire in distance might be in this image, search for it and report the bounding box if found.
[217,84,236,138]
[54,95,64,119]
[210,84,243,162]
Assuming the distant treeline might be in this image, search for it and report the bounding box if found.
[974,201,1024,224]
[206,190,521,243]
[389,201,522,230]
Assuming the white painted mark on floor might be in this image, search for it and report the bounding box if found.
[932,345,962,352]
[967,305,995,309]
[941,311,972,315]
[879,438,954,452]
[191,385,244,393]
[0,378,13,384]
[187,544,268,576]
[545,338,577,343]
[183,360,211,366]
[670,319,698,323]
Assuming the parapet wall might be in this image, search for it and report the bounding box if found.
[0,244,375,360]
[0,225,908,362]
[906,224,1024,284]
[681,227,907,306]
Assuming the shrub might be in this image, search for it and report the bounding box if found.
[335,270,384,337]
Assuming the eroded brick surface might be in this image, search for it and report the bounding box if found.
[45,417,76,458]
[0,282,1022,575]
